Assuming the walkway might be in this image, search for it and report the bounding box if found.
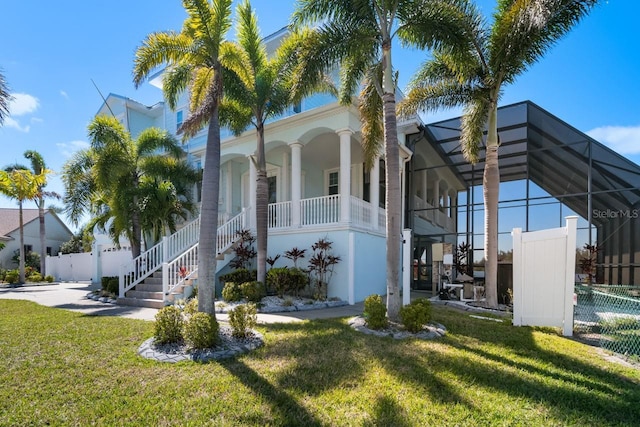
[0,282,364,323]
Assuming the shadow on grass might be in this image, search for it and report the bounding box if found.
[362,395,412,427]
[256,319,470,406]
[433,307,640,425]
[220,359,322,426]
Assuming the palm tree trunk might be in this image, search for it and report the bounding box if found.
[483,104,499,308]
[38,199,46,275]
[19,201,26,283]
[381,41,402,321]
[255,123,268,285]
[198,89,222,317]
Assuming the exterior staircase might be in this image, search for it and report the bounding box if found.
[117,271,165,309]
[116,210,248,309]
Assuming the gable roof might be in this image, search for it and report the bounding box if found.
[0,208,72,240]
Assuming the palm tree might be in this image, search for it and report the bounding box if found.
[0,69,12,126]
[0,168,48,282]
[220,0,316,285]
[291,0,469,320]
[23,150,60,275]
[62,115,198,260]
[399,0,598,307]
[133,0,234,316]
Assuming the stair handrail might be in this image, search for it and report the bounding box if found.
[119,216,201,298]
[162,208,248,301]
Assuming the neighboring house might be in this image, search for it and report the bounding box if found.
[98,30,639,308]
[0,209,73,270]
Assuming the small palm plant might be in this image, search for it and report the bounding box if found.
[308,238,341,300]
[284,247,306,268]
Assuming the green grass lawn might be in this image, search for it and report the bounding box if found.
[1,300,639,426]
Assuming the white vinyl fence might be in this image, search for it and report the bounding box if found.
[512,216,577,336]
[46,244,131,284]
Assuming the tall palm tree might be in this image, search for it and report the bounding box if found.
[220,0,320,285]
[133,0,234,316]
[23,150,60,275]
[0,69,11,126]
[62,116,198,260]
[0,168,48,282]
[399,0,598,307]
[291,0,469,320]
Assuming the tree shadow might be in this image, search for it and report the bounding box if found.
[362,395,412,427]
[220,358,322,426]
[432,307,640,425]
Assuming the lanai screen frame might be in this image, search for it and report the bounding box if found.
[407,100,640,286]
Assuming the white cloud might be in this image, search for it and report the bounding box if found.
[60,90,68,99]
[3,117,30,132]
[57,140,90,158]
[587,125,640,155]
[9,93,39,116]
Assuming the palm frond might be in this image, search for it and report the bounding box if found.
[163,64,193,110]
[460,97,490,164]
[0,69,12,125]
[136,127,183,158]
[132,32,193,88]
[491,0,598,84]
[236,0,267,73]
[358,65,384,169]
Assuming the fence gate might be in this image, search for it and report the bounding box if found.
[512,216,577,336]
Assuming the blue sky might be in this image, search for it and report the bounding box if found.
[1,0,638,230]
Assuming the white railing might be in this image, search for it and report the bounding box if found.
[350,196,372,228]
[163,243,198,300]
[163,209,247,300]
[268,201,291,229]
[216,209,247,255]
[301,195,340,225]
[166,216,200,261]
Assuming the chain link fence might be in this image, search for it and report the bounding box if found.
[574,284,640,362]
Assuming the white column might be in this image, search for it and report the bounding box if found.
[433,178,441,208]
[290,142,303,227]
[281,151,289,202]
[370,157,380,230]
[338,129,352,223]
[225,162,233,217]
[421,170,428,201]
[442,182,449,213]
[248,154,257,230]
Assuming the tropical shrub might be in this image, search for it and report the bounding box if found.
[11,250,41,271]
[220,268,256,288]
[183,298,199,317]
[27,272,43,282]
[183,312,219,349]
[400,298,432,333]
[44,275,55,283]
[228,303,257,338]
[266,267,308,297]
[240,281,266,303]
[222,282,243,302]
[101,276,119,295]
[5,270,19,284]
[154,306,184,344]
[364,294,387,330]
